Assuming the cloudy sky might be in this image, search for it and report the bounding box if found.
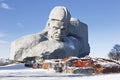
[0,0,120,58]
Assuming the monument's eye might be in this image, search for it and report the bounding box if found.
[53,26,59,29]
[51,19,59,21]
[61,28,66,31]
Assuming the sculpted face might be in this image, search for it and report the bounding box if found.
[48,20,68,41]
[47,6,70,41]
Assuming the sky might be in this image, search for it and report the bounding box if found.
[0,0,120,59]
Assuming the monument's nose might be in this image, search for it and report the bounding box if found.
[57,29,61,34]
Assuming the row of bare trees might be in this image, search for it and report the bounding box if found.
[0,58,15,66]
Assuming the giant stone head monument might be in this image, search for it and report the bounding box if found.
[10,6,90,61]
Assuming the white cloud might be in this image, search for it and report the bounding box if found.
[0,33,6,37]
[16,22,24,28]
[0,0,5,1]
[0,32,8,44]
[0,2,12,10]
[0,40,8,44]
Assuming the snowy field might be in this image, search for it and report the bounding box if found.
[0,63,120,80]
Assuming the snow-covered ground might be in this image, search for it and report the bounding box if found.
[0,63,120,80]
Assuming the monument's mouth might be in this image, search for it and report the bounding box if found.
[53,34,60,38]
[53,35,63,40]
[55,35,60,38]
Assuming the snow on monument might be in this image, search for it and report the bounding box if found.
[10,6,90,61]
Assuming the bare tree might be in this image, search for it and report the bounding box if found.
[108,44,120,60]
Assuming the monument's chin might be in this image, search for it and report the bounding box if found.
[53,37,62,41]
